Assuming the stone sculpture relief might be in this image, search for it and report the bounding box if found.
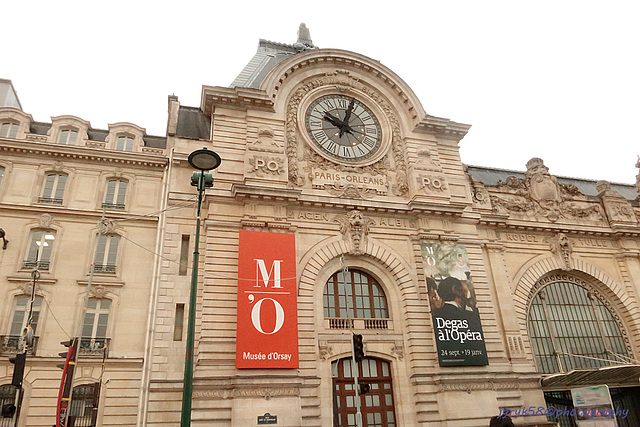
[548,233,573,271]
[488,158,603,222]
[336,209,375,255]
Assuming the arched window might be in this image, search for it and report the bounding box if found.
[323,270,388,321]
[58,129,78,145]
[39,172,68,204]
[102,179,127,210]
[69,383,100,425]
[527,278,630,374]
[332,357,397,427]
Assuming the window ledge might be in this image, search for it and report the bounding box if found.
[7,274,57,285]
[76,278,124,287]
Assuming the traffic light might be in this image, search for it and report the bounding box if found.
[190,171,214,190]
[353,334,365,362]
[1,403,16,417]
[359,383,370,395]
[9,353,26,387]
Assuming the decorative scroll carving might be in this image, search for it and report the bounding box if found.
[468,173,491,209]
[335,210,375,255]
[323,184,377,200]
[248,127,281,153]
[506,334,526,358]
[548,233,573,271]
[318,341,333,360]
[90,285,108,298]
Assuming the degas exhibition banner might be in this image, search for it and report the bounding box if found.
[421,242,488,366]
[236,230,299,369]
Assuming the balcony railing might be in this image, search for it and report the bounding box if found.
[79,337,110,357]
[0,335,39,355]
[22,260,50,270]
[101,202,125,210]
[93,264,116,274]
[328,318,354,329]
[364,319,389,329]
[38,197,63,205]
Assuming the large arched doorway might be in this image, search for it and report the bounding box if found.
[331,357,396,427]
[527,274,639,427]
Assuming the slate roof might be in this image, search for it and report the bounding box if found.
[467,165,639,201]
[28,121,166,148]
[176,106,211,140]
[230,39,308,89]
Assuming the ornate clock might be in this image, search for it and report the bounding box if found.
[304,94,382,162]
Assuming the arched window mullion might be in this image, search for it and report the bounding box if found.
[539,290,564,373]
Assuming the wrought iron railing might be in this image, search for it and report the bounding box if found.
[101,202,125,210]
[38,197,63,205]
[0,335,38,355]
[78,337,109,357]
[22,260,50,270]
[93,264,116,274]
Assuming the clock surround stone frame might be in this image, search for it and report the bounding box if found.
[297,86,392,168]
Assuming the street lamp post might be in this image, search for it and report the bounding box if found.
[181,148,221,427]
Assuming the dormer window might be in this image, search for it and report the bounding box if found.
[0,122,19,138]
[58,129,78,145]
[116,135,134,152]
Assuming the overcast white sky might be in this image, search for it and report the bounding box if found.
[4,1,640,184]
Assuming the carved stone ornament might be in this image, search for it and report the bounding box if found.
[413,149,441,171]
[318,341,333,360]
[335,209,375,255]
[38,213,54,228]
[285,71,408,196]
[90,285,108,298]
[247,155,285,177]
[193,387,300,400]
[98,218,116,235]
[248,127,282,153]
[391,341,404,360]
[468,173,491,209]
[52,161,64,172]
[416,174,447,193]
[488,158,604,222]
[548,233,573,271]
[114,167,124,178]
[323,184,377,200]
[597,180,637,224]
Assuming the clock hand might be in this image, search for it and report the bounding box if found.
[344,98,355,123]
[323,112,344,128]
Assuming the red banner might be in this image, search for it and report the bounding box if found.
[236,230,298,369]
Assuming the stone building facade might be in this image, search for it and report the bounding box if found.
[0,79,167,426]
[3,28,640,426]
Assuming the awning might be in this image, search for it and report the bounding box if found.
[541,364,640,389]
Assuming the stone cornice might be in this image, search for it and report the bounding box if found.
[0,139,168,169]
[201,86,275,115]
[478,218,640,239]
[414,114,472,140]
[0,203,160,224]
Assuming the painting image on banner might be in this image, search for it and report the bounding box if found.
[236,230,298,369]
[421,242,488,366]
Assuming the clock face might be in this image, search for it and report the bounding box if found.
[304,94,382,162]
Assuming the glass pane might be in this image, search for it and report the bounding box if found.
[105,180,116,203]
[54,175,67,199]
[116,181,127,205]
[94,236,107,264]
[82,313,95,337]
[106,236,119,265]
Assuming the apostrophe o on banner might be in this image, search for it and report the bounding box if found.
[236,230,298,369]
[421,242,488,366]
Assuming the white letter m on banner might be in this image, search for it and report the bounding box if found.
[254,259,282,288]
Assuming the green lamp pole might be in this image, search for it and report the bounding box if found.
[181,148,221,427]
